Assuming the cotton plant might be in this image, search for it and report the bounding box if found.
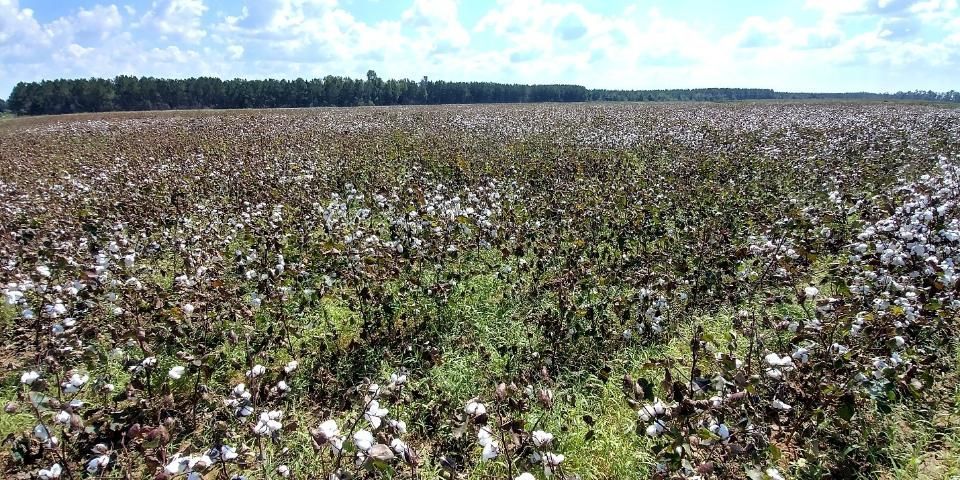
[164,453,213,479]
[253,410,284,436]
[457,381,568,478]
[763,352,795,380]
[307,375,419,477]
[3,98,960,480]
[636,399,675,437]
[622,322,795,476]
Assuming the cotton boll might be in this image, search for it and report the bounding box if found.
[481,440,500,460]
[168,366,186,380]
[38,464,62,480]
[246,365,266,378]
[532,430,554,447]
[543,452,565,475]
[21,371,39,385]
[770,399,792,410]
[54,410,71,425]
[645,419,668,437]
[85,455,109,473]
[364,400,388,429]
[353,430,374,451]
[465,400,487,416]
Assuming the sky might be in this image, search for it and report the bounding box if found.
[1,0,959,98]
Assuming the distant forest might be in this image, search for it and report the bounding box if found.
[3,70,958,115]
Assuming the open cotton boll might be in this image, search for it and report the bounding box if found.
[766,468,786,480]
[62,373,89,393]
[353,430,374,451]
[391,438,408,455]
[390,372,408,385]
[253,410,283,436]
[764,353,794,367]
[465,400,486,416]
[85,455,110,473]
[21,371,39,385]
[246,364,266,378]
[316,419,340,442]
[543,452,565,475]
[54,410,71,425]
[481,440,499,460]
[388,419,407,434]
[364,400,388,429]
[709,422,730,441]
[770,398,793,410]
[645,419,668,437]
[232,383,247,397]
[477,426,493,446]
[34,424,58,447]
[208,445,238,462]
[791,347,810,363]
[38,463,62,480]
[165,457,189,475]
[532,430,554,447]
[168,366,186,379]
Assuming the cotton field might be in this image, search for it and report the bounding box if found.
[1,102,960,479]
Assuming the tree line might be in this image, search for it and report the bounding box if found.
[3,71,958,115]
[590,88,960,103]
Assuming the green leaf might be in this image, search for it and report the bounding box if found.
[769,443,782,462]
[838,400,854,422]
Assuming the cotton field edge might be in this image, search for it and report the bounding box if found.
[1,102,960,479]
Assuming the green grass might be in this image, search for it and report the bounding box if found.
[0,383,34,440]
[546,371,655,479]
[293,294,363,352]
[879,406,960,479]
[430,268,539,391]
[139,251,186,291]
[429,274,736,479]
[875,345,960,480]
[0,302,15,331]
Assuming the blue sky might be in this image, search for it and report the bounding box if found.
[2,0,959,98]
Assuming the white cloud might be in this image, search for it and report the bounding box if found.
[227,44,244,59]
[726,15,844,51]
[475,0,610,67]
[217,0,403,64]
[0,1,48,55]
[0,2,128,63]
[72,5,124,35]
[806,0,957,29]
[65,43,95,58]
[402,0,469,55]
[1,0,959,97]
[140,0,208,42]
